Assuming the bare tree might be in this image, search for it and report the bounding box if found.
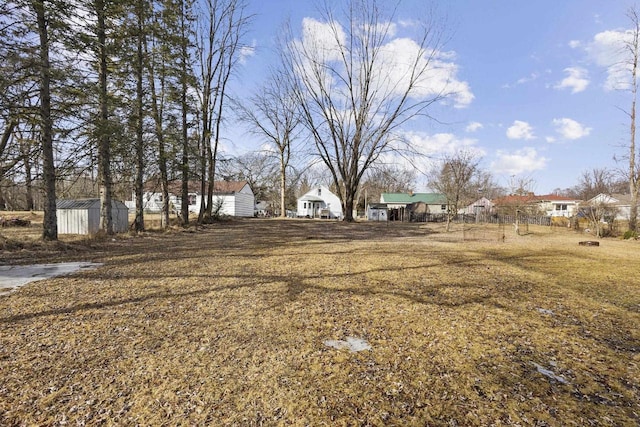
[622,7,640,233]
[573,168,616,201]
[357,163,416,210]
[235,68,300,218]
[428,150,483,231]
[283,0,457,221]
[194,0,250,223]
[580,196,619,238]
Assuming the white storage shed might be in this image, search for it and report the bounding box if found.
[57,199,129,235]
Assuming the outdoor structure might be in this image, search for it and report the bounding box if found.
[209,180,255,217]
[460,197,494,216]
[537,194,582,217]
[56,199,129,235]
[128,180,255,218]
[379,192,447,221]
[492,193,581,218]
[296,185,342,219]
[366,203,388,221]
[587,193,638,221]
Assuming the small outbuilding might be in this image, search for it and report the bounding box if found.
[366,203,388,221]
[57,199,129,235]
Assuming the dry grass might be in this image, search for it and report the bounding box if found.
[1,218,639,426]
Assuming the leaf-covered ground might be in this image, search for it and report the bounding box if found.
[1,220,639,426]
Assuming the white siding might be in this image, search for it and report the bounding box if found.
[296,186,343,219]
[57,201,128,235]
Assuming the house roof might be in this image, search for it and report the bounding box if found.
[213,180,248,194]
[144,180,249,195]
[381,193,447,204]
[492,193,579,206]
[589,193,634,205]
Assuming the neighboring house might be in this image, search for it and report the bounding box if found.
[128,180,255,218]
[210,180,255,217]
[379,192,447,221]
[588,193,638,221]
[492,193,580,217]
[57,199,129,235]
[460,197,494,215]
[297,185,342,219]
[536,194,582,217]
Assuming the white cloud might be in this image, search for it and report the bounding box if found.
[379,38,474,108]
[491,148,548,175]
[300,17,346,62]
[517,72,539,85]
[552,118,592,140]
[587,29,633,91]
[506,120,535,140]
[401,131,482,157]
[239,40,256,64]
[294,17,474,109]
[554,67,589,93]
[465,121,483,133]
[503,72,541,89]
[568,40,581,49]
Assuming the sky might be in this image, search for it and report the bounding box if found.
[226,0,637,195]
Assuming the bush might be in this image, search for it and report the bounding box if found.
[623,230,638,240]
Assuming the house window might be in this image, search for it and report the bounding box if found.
[188,194,197,205]
[441,204,446,211]
[556,204,567,211]
[318,188,322,196]
[303,202,307,209]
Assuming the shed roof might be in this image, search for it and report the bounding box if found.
[381,193,446,204]
[56,199,128,210]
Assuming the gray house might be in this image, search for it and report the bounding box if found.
[57,199,129,235]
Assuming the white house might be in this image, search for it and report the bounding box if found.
[210,180,255,217]
[297,185,342,219]
[57,199,129,234]
[588,193,638,221]
[537,194,582,218]
[129,180,255,218]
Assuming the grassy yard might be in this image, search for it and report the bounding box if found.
[1,218,639,426]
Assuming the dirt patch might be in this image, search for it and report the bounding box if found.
[0,219,638,425]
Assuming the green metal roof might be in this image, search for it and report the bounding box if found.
[381,193,447,204]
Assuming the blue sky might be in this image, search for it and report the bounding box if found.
[230,0,636,194]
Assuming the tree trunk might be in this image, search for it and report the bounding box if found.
[97,0,113,235]
[22,147,34,211]
[279,154,286,218]
[628,8,640,233]
[133,0,145,233]
[35,0,57,240]
[145,34,170,229]
[629,40,638,233]
[180,3,190,227]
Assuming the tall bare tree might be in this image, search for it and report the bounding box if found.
[283,0,456,221]
[428,150,483,232]
[573,168,616,201]
[195,0,249,223]
[235,69,300,217]
[623,7,640,233]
